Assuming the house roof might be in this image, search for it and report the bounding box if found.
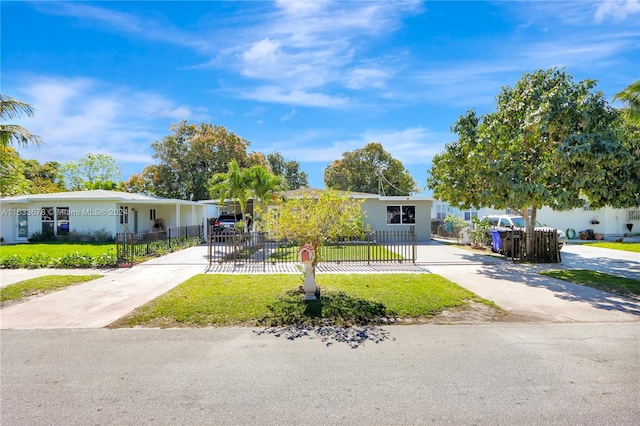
[0,190,202,206]
[282,188,433,201]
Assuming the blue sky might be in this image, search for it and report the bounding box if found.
[3,1,639,194]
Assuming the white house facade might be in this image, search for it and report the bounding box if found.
[432,200,640,237]
[0,190,205,244]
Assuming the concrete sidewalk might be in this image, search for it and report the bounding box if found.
[1,241,639,329]
[0,245,213,329]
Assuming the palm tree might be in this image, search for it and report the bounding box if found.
[208,159,251,232]
[0,94,42,148]
[246,166,285,232]
[613,80,640,125]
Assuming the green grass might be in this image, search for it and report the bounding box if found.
[0,242,115,258]
[0,275,103,304]
[269,244,403,262]
[583,242,640,253]
[110,273,495,328]
[540,269,640,299]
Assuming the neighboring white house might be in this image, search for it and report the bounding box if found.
[432,200,640,237]
[0,190,206,244]
[279,189,434,241]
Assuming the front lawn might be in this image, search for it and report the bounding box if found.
[110,273,497,328]
[540,269,640,299]
[583,242,640,253]
[269,244,403,262]
[0,242,116,268]
[0,275,103,306]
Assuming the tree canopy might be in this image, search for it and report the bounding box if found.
[62,153,122,191]
[427,68,638,233]
[0,94,42,148]
[149,121,253,201]
[324,142,416,195]
[22,159,65,193]
[0,148,30,196]
[267,151,308,190]
[613,79,640,125]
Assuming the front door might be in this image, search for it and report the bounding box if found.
[16,212,28,241]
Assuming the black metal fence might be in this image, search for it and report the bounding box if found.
[116,225,204,266]
[208,226,416,266]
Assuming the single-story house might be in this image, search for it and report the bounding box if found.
[274,188,434,241]
[0,190,206,244]
[432,200,640,237]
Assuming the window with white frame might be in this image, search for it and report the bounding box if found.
[150,208,156,221]
[436,204,448,219]
[628,210,640,221]
[463,210,478,221]
[387,205,415,224]
[120,206,129,224]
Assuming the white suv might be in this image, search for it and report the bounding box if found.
[481,214,568,249]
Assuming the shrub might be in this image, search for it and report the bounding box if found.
[56,252,94,268]
[24,253,50,269]
[28,231,56,242]
[0,254,21,269]
[58,228,114,242]
[93,252,117,268]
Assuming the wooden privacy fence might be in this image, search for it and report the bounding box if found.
[208,226,416,266]
[500,229,561,263]
[116,225,204,266]
[431,219,460,239]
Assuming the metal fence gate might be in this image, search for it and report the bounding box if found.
[208,226,417,266]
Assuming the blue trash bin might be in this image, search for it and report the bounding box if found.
[491,230,503,253]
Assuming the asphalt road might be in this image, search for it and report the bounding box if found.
[2,323,639,425]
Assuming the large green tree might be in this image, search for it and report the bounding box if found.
[324,142,416,195]
[150,121,253,200]
[62,153,122,191]
[427,68,637,253]
[267,151,308,190]
[0,148,30,196]
[0,94,42,148]
[22,159,65,193]
[122,167,156,195]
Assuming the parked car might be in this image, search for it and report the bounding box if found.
[211,214,241,233]
[481,214,568,249]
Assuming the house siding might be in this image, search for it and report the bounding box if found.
[1,192,205,244]
[432,200,639,237]
[362,199,432,241]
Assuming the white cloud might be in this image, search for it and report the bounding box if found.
[240,86,349,108]
[281,108,297,122]
[345,67,390,90]
[595,0,640,22]
[13,76,208,175]
[267,127,450,164]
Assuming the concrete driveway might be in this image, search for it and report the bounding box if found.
[1,241,638,329]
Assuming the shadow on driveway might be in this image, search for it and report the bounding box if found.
[452,250,640,317]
